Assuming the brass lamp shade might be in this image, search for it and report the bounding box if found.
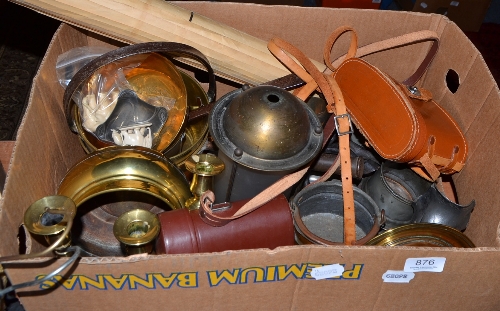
[209,85,323,171]
[57,146,192,209]
[209,85,323,203]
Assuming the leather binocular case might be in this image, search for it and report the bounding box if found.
[333,56,467,181]
[155,194,295,254]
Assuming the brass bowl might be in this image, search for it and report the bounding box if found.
[57,146,192,209]
[74,70,208,166]
[366,223,475,248]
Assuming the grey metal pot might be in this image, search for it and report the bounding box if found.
[291,180,382,245]
[359,161,432,230]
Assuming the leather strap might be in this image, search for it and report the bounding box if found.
[267,35,356,244]
[63,41,217,130]
[326,29,439,86]
[200,36,357,245]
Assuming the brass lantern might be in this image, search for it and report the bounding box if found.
[209,85,323,203]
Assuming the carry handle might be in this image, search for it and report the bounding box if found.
[325,29,440,86]
[267,37,336,112]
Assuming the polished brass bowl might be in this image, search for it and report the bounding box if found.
[366,223,475,248]
[163,70,209,165]
[57,146,192,209]
[74,70,208,165]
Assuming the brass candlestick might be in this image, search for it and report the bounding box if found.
[184,153,225,210]
[113,209,160,255]
[23,195,76,253]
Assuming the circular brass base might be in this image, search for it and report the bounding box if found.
[366,223,475,247]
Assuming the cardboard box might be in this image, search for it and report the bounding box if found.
[395,0,492,32]
[218,0,305,5]
[1,2,500,310]
[0,141,14,199]
[322,0,381,9]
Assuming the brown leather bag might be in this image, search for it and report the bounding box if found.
[155,194,295,254]
[328,28,467,181]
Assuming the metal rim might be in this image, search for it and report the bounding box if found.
[57,146,191,209]
[366,223,475,247]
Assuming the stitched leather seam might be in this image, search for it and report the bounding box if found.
[384,77,423,161]
[335,58,416,159]
[430,101,468,162]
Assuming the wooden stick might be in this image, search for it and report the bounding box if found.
[9,0,325,85]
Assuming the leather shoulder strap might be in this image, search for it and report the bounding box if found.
[326,29,439,86]
[200,36,357,245]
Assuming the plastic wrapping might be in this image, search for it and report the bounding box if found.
[56,49,187,149]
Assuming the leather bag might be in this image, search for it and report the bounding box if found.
[324,27,467,181]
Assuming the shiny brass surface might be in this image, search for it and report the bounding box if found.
[75,70,208,165]
[23,195,76,249]
[209,85,323,172]
[366,223,475,248]
[165,71,209,165]
[57,146,192,209]
[223,85,312,160]
[184,153,225,210]
[113,209,160,255]
[125,53,187,152]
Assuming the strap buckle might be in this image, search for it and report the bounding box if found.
[334,113,353,136]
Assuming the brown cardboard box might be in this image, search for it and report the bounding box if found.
[1,2,500,310]
[396,0,492,32]
[0,141,14,198]
[322,0,381,9]
[217,0,304,5]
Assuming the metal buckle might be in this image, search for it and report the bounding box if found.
[334,113,353,136]
[407,85,421,96]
